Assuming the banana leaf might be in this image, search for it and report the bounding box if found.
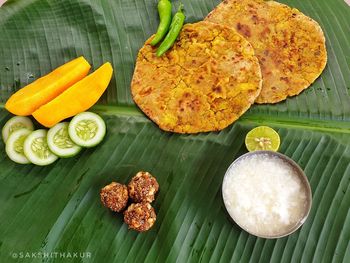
[0,0,350,262]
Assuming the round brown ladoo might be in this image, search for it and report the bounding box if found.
[124,203,157,232]
[128,171,159,203]
[131,21,262,133]
[100,182,129,212]
[206,0,327,104]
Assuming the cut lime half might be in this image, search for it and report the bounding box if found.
[245,126,280,152]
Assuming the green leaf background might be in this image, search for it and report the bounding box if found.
[0,0,349,262]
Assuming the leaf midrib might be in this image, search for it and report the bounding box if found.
[1,103,349,134]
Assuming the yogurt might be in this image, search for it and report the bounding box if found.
[222,151,311,238]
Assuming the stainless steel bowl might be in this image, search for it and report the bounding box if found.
[222,151,312,239]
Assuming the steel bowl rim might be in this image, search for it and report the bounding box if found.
[222,150,312,239]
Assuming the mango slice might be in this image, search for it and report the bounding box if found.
[32,62,113,127]
[5,57,91,116]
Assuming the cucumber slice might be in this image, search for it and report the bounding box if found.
[5,129,32,164]
[23,129,59,166]
[2,116,34,142]
[47,122,82,157]
[68,112,106,148]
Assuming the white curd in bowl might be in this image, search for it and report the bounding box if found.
[222,151,311,238]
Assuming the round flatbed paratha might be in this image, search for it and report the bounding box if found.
[206,0,327,104]
[131,21,262,134]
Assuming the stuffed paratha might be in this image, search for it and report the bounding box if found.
[206,0,327,103]
[131,21,262,133]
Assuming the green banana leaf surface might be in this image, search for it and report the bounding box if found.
[0,0,350,262]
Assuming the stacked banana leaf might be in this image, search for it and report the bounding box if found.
[0,0,349,262]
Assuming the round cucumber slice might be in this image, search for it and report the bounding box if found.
[68,112,106,148]
[5,129,32,164]
[47,122,82,158]
[23,129,59,166]
[2,116,34,142]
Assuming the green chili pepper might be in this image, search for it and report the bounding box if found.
[156,3,185,57]
[150,0,172,46]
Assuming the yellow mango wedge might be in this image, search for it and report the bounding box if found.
[5,57,91,116]
[32,62,113,127]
